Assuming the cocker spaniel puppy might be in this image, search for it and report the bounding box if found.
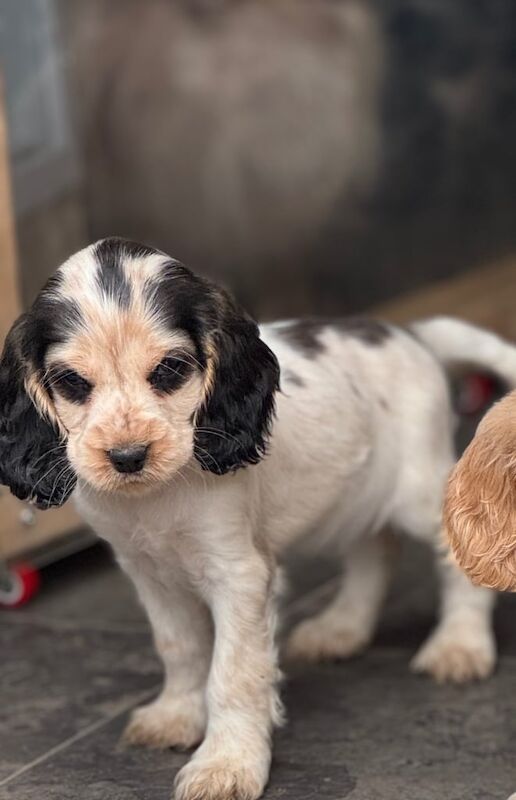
[2,238,516,800]
[445,389,516,592]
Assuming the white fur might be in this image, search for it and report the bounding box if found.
[74,316,512,800]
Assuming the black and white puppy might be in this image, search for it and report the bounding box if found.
[0,238,513,800]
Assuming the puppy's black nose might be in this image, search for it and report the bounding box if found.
[108,445,148,474]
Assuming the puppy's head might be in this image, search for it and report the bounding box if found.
[444,390,516,591]
[0,238,279,506]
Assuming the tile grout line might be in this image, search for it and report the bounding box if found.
[0,576,340,790]
[0,684,161,790]
[0,613,151,636]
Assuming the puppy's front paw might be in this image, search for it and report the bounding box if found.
[411,624,496,684]
[123,692,206,750]
[174,755,267,800]
[285,617,370,663]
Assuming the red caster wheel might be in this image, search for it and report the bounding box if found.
[457,373,497,415]
[0,563,41,608]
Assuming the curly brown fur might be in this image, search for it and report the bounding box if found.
[444,390,516,591]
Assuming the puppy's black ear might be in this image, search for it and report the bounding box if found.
[194,295,280,475]
[0,315,76,509]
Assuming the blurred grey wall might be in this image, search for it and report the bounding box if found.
[3,0,516,316]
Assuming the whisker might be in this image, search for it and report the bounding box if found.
[48,463,74,506]
[171,351,205,371]
[183,461,208,492]
[194,444,222,473]
[61,469,77,501]
[173,468,192,492]
[195,427,241,446]
[41,368,78,390]
[31,443,67,468]
[30,456,69,494]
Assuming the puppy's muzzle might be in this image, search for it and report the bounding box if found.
[107,444,149,474]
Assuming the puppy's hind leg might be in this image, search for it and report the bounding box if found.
[412,549,495,683]
[285,534,393,663]
[391,438,496,684]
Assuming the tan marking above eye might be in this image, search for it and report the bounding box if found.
[47,314,195,392]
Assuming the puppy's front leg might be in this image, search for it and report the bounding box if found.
[121,560,213,750]
[175,547,282,800]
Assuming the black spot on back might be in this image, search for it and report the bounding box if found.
[279,316,391,357]
[334,317,391,345]
[279,320,327,357]
[94,237,159,307]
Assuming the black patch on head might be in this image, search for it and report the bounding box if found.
[279,320,327,357]
[145,259,213,368]
[23,275,84,374]
[94,237,158,307]
[279,317,391,357]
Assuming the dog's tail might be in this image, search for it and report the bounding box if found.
[410,316,516,388]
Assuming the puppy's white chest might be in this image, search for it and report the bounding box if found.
[75,486,205,582]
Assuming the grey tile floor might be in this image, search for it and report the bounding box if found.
[1,411,516,799]
[1,540,516,800]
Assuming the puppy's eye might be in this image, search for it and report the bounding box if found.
[149,355,193,393]
[52,368,92,403]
